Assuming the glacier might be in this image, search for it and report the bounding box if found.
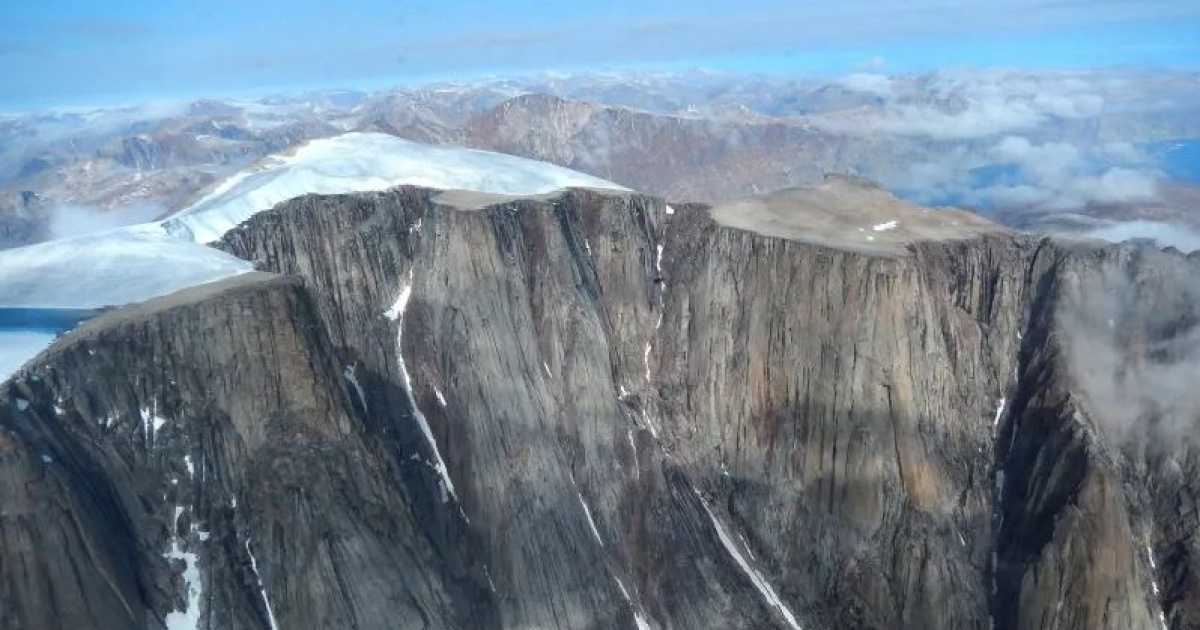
[164,132,625,243]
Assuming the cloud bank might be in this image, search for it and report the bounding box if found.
[1061,256,1200,444]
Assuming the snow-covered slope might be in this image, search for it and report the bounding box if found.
[166,132,624,243]
[0,223,253,309]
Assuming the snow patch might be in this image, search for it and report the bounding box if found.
[383,279,412,321]
[15,398,29,411]
[665,205,676,216]
[872,220,900,232]
[163,507,204,630]
[695,489,803,630]
[433,386,448,408]
[141,407,167,438]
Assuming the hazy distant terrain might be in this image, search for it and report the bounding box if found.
[1,68,1197,248]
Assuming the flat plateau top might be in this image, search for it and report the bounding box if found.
[710,175,1005,255]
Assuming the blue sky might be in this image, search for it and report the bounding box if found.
[1,0,1199,110]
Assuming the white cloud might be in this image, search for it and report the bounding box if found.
[812,69,1111,139]
[839,73,893,97]
[1086,221,1200,253]
[895,134,1162,211]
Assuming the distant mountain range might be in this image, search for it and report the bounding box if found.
[1,68,1197,250]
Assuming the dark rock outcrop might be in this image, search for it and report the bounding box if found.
[2,181,1198,629]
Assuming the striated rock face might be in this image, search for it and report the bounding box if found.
[3,179,1199,629]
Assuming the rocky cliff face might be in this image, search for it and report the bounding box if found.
[2,179,1198,629]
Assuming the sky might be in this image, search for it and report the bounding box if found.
[1,0,1199,110]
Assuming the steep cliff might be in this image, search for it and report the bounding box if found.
[1,273,494,630]
[2,177,1198,629]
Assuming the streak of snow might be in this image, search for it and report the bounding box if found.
[695,489,803,630]
[627,427,639,478]
[872,220,899,232]
[183,455,194,478]
[387,272,457,502]
[993,397,1007,429]
[614,577,654,630]
[246,538,281,630]
[433,386,448,408]
[615,577,632,601]
[641,410,659,439]
[484,565,497,593]
[577,492,604,546]
[543,362,552,378]
[643,343,652,384]
[342,363,369,412]
[738,533,757,561]
[1147,544,1168,630]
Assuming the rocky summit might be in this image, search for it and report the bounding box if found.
[2,176,1199,630]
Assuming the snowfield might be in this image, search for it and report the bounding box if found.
[0,132,623,379]
[0,223,253,309]
[165,132,625,243]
